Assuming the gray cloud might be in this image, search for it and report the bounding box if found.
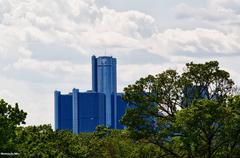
[28,42,90,64]
[116,49,169,65]
[174,0,240,24]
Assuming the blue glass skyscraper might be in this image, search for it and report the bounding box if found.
[92,56,117,127]
[55,55,127,133]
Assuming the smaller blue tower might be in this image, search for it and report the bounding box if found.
[54,91,73,131]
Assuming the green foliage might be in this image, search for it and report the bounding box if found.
[15,125,164,158]
[182,61,234,102]
[16,125,73,157]
[122,70,183,141]
[0,99,27,152]
[121,61,239,157]
[174,99,240,157]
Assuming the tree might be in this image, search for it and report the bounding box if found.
[16,124,166,158]
[0,99,27,152]
[16,125,77,157]
[92,126,164,158]
[181,61,234,104]
[222,96,240,157]
[174,99,240,158]
[122,70,182,138]
[121,61,237,157]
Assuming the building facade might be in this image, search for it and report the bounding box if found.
[55,55,128,133]
[92,56,117,127]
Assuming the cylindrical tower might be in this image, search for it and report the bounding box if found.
[95,56,117,127]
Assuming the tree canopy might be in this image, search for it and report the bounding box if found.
[0,99,27,153]
[121,61,240,157]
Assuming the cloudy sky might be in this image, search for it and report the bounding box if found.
[0,0,240,126]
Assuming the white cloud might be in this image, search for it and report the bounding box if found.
[118,63,183,88]
[96,7,155,38]
[174,0,240,25]
[210,0,240,14]
[148,28,240,57]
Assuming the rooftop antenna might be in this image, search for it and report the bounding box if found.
[91,49,96,56]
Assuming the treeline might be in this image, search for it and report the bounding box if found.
[0,99,164,157]
[1,61,240,158]
[16,125,163,157]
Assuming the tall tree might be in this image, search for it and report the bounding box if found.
[121,61,236,157]
[0,99,27,152]
[181,61,234,105]
[174,98,240,158]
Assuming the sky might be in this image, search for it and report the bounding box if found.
[0,0,240,126]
